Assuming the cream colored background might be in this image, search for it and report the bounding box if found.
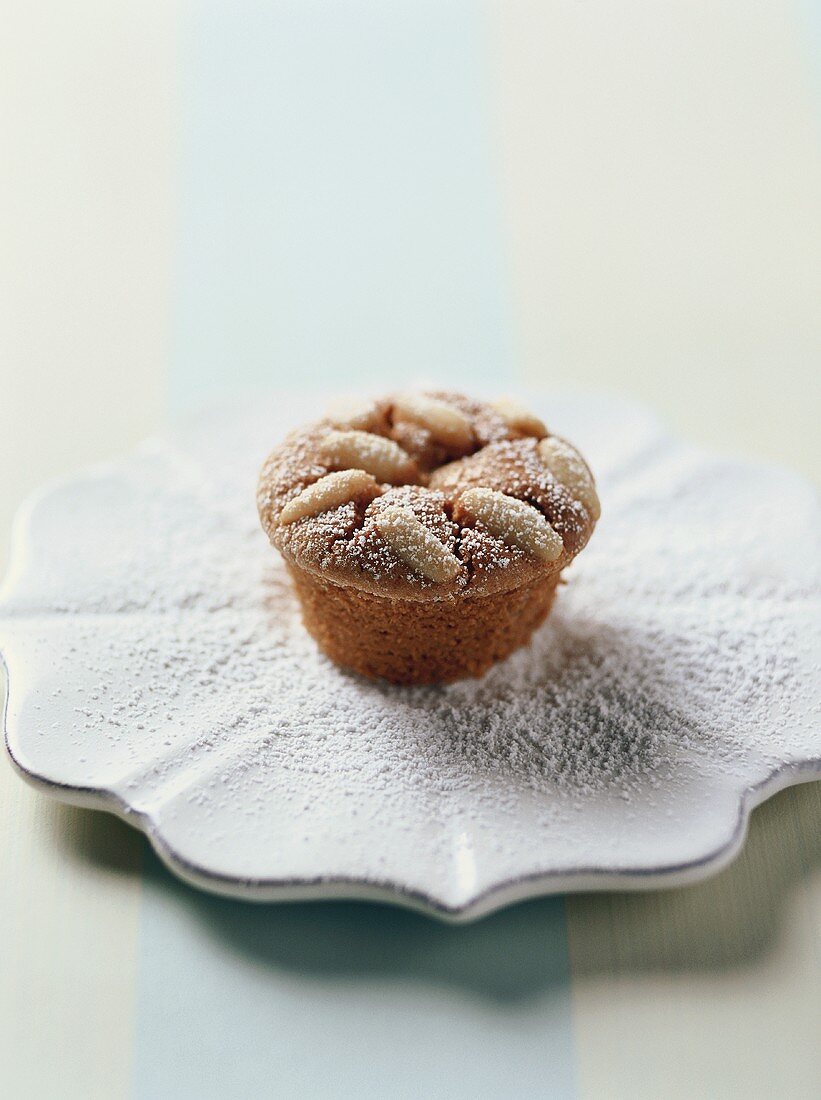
[1,2,819,1097]
[493,1,821,478]
[1,3,172,1095]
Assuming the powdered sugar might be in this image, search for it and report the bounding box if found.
[2,392,819,911]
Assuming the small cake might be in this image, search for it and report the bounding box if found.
[257,392,599,684]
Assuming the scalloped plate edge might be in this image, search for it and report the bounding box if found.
[4,652,819,923]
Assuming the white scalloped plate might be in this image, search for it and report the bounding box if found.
[2,393,820,921]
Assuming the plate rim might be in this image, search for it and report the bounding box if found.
[5,655,819,923]
[2,397,819,923]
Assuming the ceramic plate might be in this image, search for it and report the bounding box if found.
[2,393,819,921]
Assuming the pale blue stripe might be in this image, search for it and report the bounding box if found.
[135,862,574,1099]
[797,0,821,112]
[137,2,576,1096]
[170,0,516,412]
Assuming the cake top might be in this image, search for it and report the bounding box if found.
[257,391,599,600]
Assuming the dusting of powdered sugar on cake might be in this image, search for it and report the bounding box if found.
[2,393,819,909]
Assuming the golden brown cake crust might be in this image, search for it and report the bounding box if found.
[257,391,597,601]
[287,565,561,685]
